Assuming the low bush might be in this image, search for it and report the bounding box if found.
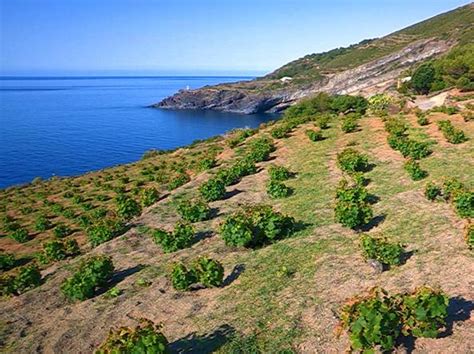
[360,234,404,268]
[198,157,217,171]
[465,224,473,249]
[387,135,431,160]
[334,199,373,229]
[140,188,160,207]
[170,263,197,291]
[339,286,448,352]
[244,137,275,162]
[61,255,114,301]
[442,177,465,200]
[341,114,359,133]
[96,319,168,354]
[424,182,442,201]
[220,205,294,248]
[271,125,291,139]
[305,129,323,141]
[176,199,211,222]
[404,159,428,181]
[115,194,142,220]
[86,219,125,247]
[266,180,292,199]
[168,173,190,190]
[35,215,52,232]
[170,257,224,291]
[416,114,429,126]
[437,120,468,144]
[40,239,80,263]
[0,253,15,271]
[53,223,73,238]
[152,222,194,253]
[336,148,369,174]
[9,227,29,243]
[216,159,257,186]
[227,128,255,148]
[384,117,407,136]
[1,265,42,296]
[268,165,291,181]
[316,113,331,129]
[199,178,226,201]
[453,191,473,218]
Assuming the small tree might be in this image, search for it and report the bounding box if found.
[411,63,436,95]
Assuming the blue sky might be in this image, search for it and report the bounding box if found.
[0,0,470,76]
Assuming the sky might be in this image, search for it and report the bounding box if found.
[0,0,470,76]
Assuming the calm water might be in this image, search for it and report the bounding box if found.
[0,76,275,188]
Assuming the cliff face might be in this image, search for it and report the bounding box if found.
[155,38,451,114]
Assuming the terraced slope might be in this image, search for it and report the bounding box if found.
[1,95,473,352]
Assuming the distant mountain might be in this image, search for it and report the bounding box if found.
[156,3,474,114]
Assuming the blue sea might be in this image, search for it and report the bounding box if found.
[0,76,275,189]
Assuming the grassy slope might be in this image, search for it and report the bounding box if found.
[266,4,474,82]
[1,102,473,352]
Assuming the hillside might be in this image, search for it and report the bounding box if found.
[1,89,473,352]
[156,3,474,114]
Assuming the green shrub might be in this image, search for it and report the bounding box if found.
[220,205,294,248]
[152,222,195,253]
[216,159,257,186]
[266,180,292,199]
[399,287,449,338]
[417,114,429,126]
[176,199,211,222]
[53,223,73,238]
[305,129,323,141]
[442,177,465,200]
[86,219,125,247]
[268,165,291,181]
[411,63,436,94]
[330,95,368,114]
[384,117,407,136]
[360,235,404,268]
[96,319,168,354]
[336,148,369,174]
[424,183,442,201]
[334,200,373,229]
[339,286,449,352]
[9,228,29,243]
[271,125,291,139]
[168,173,190,190]
[1,265,42,296]
[199,178,226,201]
[244,137,275,162]
[35,215,52,232]
[227,128,255,148]
[193,257,224,288]
[316,113,331,129]
[335,179,369,203]
[453,191,473,218]
[404,159,428,181]
[170,263,197,291]
[341,114,359,133]
[198,157,217,171]
[388,135,431,160]
[115,194,141,220]
[41,239,80,263]
[61,255,114,301]
[140,188,160,207]
[437,120,468,144]
[0,253,16,271]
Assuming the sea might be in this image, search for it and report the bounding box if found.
[0,76,276,189]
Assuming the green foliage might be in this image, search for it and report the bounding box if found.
[53,223,73,238]
[453,191,474,218]
[360,234,404,267]
[437,120,468,144]
[387,135,432,160]
[266,180,292,199]
[398,287,449,338]
[368,94,392,114]
[96,319,168,354]
[271,125,291,139]
[404,159,428,181]
[330,95,368,114]
[41,239,80,263]
[199,178,226,202]
[9,227,29,243]
[1,265,42,296]
[339,286,449,352]
[215,159,257,186]
[466,224,474,249]
[198,157,217,171]
[442,177,465,200]
[152,222,195,253]
[0,253,16,271]
[244,137,275,163]
[341,114,359,133]
[220,205,295,248]
[384,117,407,137]
[424,182,442,201]
[140,188,160,207]
[416,114,429,126]
[168,173,190,190]
[86,219,125,247]
[35,215,52,232]
[227,128,255,148]
[316,113,332,129]
[412,63,436,94]
[176,199,211,222]
[170,263,197,291]
[335,179,373,229]
[336,148,369,174]
[115,194,142,220]
[305,129,323,141]
[61,255,114,301]
[268,165,291,181]
[193,257,224,288]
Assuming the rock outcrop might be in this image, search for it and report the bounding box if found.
[154,38,453,114]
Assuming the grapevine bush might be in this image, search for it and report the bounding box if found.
[140,187,160,207]
[61,255,114,301]
[53,223,73,238]
[334,179,373,229]
[306,129,323,141]
[404,159,428,181]
[1,265,42,296]
[341,113,359,133]
[268,165,291,181]
[176,199,211,222]
[0,253,15,271]
[9,227,29,243]
[152,221,195,253]
[360,234,404,268]
[170,263,197,291]
[437,120,468,144]
[115,194,142,220]
[87,219,125,247]
[35,215,52,232]
[199,178,226,201]
[170,257,224,291]
[266,180,292,199]
[39,239,80,263]
[220,205,294,248]
[424,182,442,201]
[336,148,369,174]
[96,319,168,354]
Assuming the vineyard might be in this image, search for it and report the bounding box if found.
[0,91,473,352]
